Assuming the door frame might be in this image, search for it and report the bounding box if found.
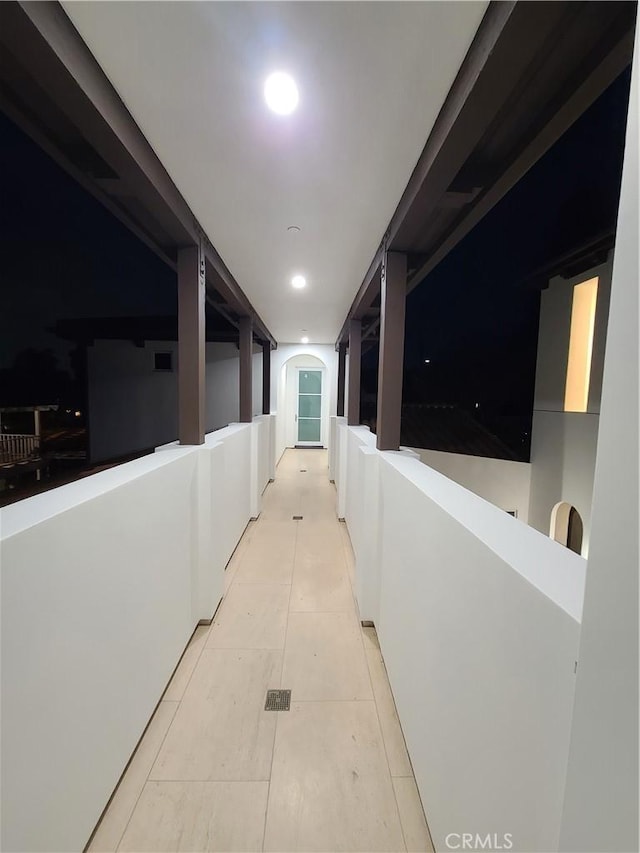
[294,366,325,447]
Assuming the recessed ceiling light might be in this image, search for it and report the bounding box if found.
[301,336,309,344]
[291,275,306,289]
[264,72,299,115]
[424,359,431,364]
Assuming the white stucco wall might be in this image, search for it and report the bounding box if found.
[527,254,613,555]
[559,28,639,852]
[0,416,275,852]
[338,421,586,853]
[412,446,531,521]
[86,340,263,462]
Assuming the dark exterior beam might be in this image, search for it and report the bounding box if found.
[262,341,271,416]
[335,2,514,349]
[202,251,275,348]
[347,320,362,427]
[0,1,277,348]
[178,245,205,446]
[239,317,253,424]
[405,14,635,292]
[335,251,382,348]
[376,253,407,452]
[337,0,635,345]
[337,343,347,417]
[386,1,516,250]
[4,1,195,241]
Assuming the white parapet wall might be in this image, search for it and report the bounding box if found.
[411,446,532,522]
[338,421,586,853]
[0,415,275,853]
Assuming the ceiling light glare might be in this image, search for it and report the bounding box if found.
[291,275,306,289]
[264,72,299,115]
[301,336,309,344]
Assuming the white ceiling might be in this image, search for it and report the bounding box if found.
[63,1,488,344]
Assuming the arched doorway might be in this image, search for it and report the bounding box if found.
[550,501,584,555]
[276,353,328,459]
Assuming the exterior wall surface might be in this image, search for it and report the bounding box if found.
[412,447,531,522]
[527,254,613,555]
[86,340,262,462]
[559,28,639,852]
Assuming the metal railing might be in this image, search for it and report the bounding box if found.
[0,434,40,464]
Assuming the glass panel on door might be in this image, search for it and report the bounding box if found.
[297,418,321,442]
[297,370,322,444]
[298,394,321,419]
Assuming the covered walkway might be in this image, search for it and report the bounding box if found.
[88,449,432,852]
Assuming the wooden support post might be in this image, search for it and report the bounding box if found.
[376,252,407,451]
[239,316,253,423]
[337,342,347,417]
[178,244,205,445]
[347,320,362,426]
[262,342,271,416]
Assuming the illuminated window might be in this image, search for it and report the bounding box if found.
[564,277,598,412]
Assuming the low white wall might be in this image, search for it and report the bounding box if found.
[86,341,263,463]
[0,415,275,852]
[338,421,586,852]
[412,446,531,522]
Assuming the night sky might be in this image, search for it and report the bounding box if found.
[0,66,632,455]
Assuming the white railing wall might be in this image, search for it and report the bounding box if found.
[0,415,276,853]
[333,417,586,853]
[0,433,40,463]
[411,445,532,522]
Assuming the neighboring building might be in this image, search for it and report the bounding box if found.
[528,240,615,556]
[56,317,339,465]
[55,316,264,463]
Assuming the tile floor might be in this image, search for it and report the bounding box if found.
[87,449,433,853]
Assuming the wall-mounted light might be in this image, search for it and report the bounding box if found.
[291,275,306,289]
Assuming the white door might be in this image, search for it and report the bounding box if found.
[296,368,323,445]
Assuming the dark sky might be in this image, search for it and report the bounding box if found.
[0,66,632,394]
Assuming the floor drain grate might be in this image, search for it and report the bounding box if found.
[292,515,303,520]
[265,689,291,711]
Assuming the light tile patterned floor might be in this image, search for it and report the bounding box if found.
[88,449,433,852]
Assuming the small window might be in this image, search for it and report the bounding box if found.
[154,352,173,372]
[564,277,598,412]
